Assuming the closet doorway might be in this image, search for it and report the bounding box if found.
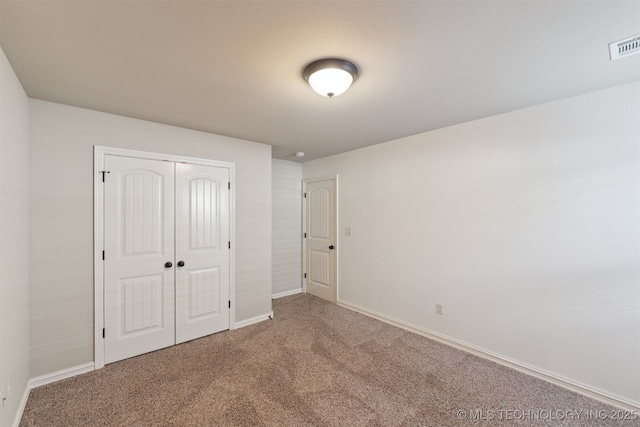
[94,147,235,367]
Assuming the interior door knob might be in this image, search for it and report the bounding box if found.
[177,261,185,267]
[328,245,335,250]
[164,261,173,268]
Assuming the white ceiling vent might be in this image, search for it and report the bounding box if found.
[609,34,640,61]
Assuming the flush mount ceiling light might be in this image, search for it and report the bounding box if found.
[302,58,359,98]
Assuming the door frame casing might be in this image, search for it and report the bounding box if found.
[301,174,338,302]
[94,146,236,369]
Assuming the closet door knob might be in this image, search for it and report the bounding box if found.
[164,261,173,268]
[177,261,185,267]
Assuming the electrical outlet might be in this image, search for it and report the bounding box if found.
[1,386,7,408]
[435,303,443,315]
[345,227,352,236]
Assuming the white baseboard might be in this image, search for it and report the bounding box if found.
[12,362,95,426]
[272,288,302,299]
[29,362,95,389]
[233,311,274,329]
[12,383,31,427]
[336,299,640,411]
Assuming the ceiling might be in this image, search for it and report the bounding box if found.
[1,1,639,162]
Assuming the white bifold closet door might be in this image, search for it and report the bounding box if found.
[103,155,229,364]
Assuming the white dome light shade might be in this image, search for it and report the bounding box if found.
[303,58,358,98]
[308,68,353,98]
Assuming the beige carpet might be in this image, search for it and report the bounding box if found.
[20,294,638,426]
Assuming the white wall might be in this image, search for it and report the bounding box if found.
[303,82,640,406]
[29,100,272,378]
[272,159,302,297]
[0,47,30,427]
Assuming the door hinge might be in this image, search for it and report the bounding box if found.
[102,328,105,338]
[304,192,307,198]
[100,171,110,182]
[304,232,307,238]
[228,182,231,190]
[228,241,231,249]
[102,250,105,260]
[228,300,231,308]
[304,273,307,279]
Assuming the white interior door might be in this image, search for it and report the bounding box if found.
[103,154,232,363]
[175,163,230,344]
[305,179,336,302]
[104,155,176,364]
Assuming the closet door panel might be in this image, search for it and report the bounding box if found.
[175,163,230,344]
[103,155,176,364]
